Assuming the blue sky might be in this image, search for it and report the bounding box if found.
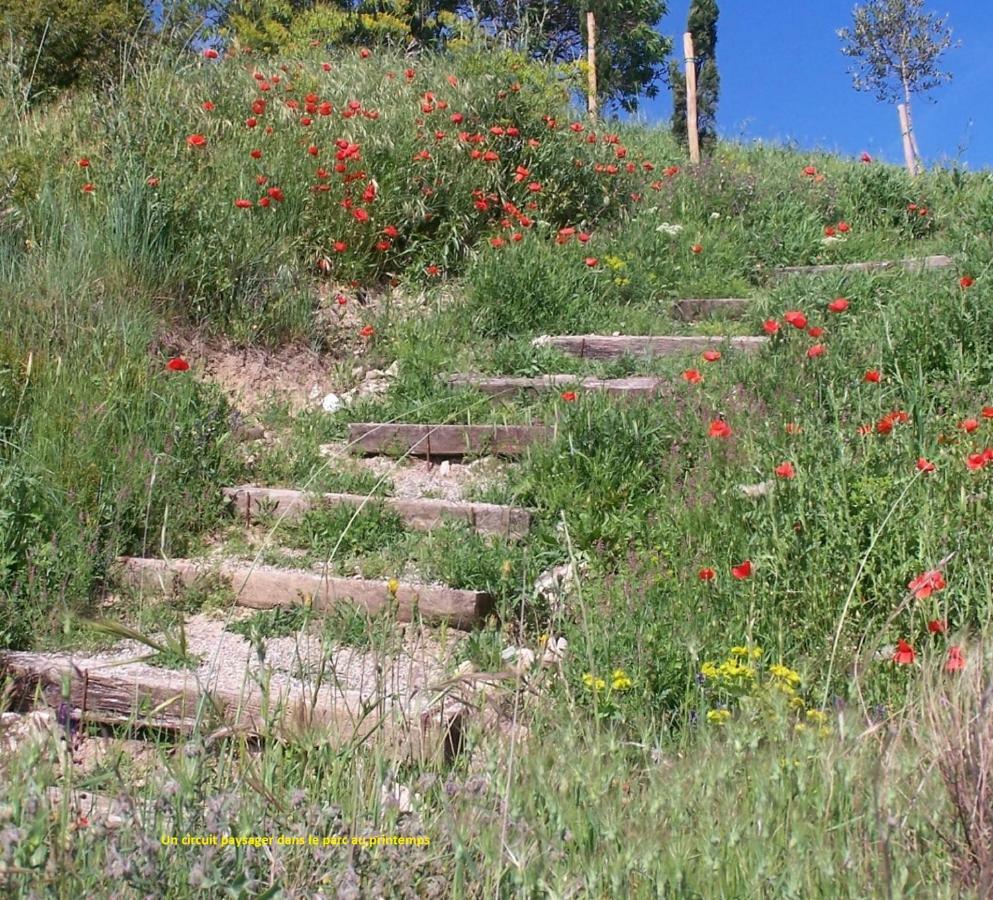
[641,1,993,169]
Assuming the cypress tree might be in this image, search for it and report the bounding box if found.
[670,0,720,152]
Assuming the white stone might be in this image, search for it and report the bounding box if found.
[321,392,344,414]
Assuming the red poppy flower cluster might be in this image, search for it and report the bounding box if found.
[858,409,909,437]
[823,221,850,237]
[895,571,964,672]
[696,561,751,581]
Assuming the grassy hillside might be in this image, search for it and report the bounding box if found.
[2,45,993,896]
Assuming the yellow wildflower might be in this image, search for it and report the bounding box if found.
[582,673,606,692]
[387,578,400,596]
[770,663,801,687]
[707,709,731,725]
[611,668,632,691]
[805,709,827,724]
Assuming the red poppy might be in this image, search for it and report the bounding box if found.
[702,350,721,363]
[960,418,980,433]
[785,423,802,435]
[359,47,371,58]
[186,133,207,149]
[803,165,817,177]
[908,570,946,600]
[267,187,285,202]
[774,462,796,479]
[146,176,159,187]
[966,453,987,471]
[81,183,95,194]
[682,369,702,384]
[698,567,716,581]
[806,344,826,359]
[960,276,974,289]
[916,458,936,473]
[708,420,732,439]
[202,48,219,59]
[425,265,440,276]
[982,407,993,419]
[946,646,966,672]
[360,325,374,338]
[784,311,807,329]
[864,370,881,383]
[827,298,849,313]
[584,257,599,267]
[78,157,90,168]
[691,243,703,254]
[731,560,752,580]
[824,225,836,237]
[860,151,872,163]
[561,391,577,402]
[166,357,190,371]
[201,101,215,112]
[893,639,915,665]
[837,222,850,234]
[234,199,252,209]
[927,619,947,634]
[807,327,824,338]
[336,294,347,306]
[762,319,780,335]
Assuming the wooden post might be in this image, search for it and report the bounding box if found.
[897,103,919,176]
[683,32,700,164]
[586,11,598,120]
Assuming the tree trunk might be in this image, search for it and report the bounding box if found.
[898,103,917,176]
[586,11,598,120]
[900,66,922,175]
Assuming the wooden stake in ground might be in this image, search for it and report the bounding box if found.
[898,103,920,176]
[683,32,701,164]
[586,11,598,120]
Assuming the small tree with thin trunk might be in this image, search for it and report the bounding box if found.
[838,0,957,174]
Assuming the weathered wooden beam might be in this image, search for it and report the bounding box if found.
[1,651,464,762]
[672,298,750,320]
[347,423,553,458]
[772,254,953,279]
[223,485,531,539]
[118,557,492,631]
[446,374,670,400]
[534,335,767,360]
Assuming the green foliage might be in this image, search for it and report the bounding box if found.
[0,0,149,101]
[583,0,671,113]
[223,0,460,53]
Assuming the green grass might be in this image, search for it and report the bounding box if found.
[2,40,993,899]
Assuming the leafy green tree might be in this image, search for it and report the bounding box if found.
[838,0,957,171]
[669,0,718,151]
[0,0,149,101]
[223,0,460,53]
[462,1,669,113]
